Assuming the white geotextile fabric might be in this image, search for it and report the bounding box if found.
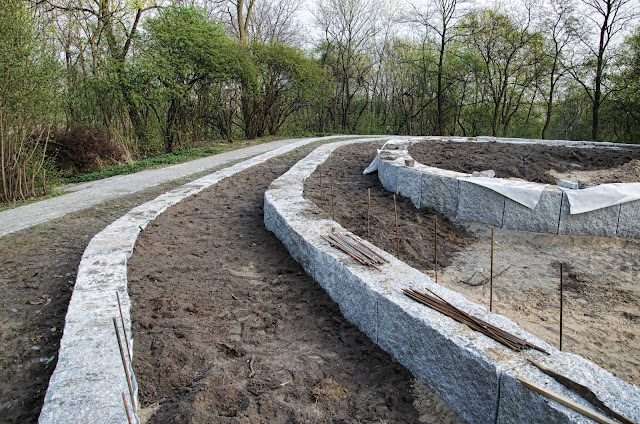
[457,177,548,209]
[560,183,640,214]
[363,153,381,174]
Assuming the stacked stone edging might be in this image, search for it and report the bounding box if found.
[38,135,369,424]
[264,139,640,424]
[377,137,640,238]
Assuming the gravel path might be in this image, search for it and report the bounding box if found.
[0,136,348,238]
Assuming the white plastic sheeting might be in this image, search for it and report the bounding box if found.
[561,183,640,214]
[457,176,548,209]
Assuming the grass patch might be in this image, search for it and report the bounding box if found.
[63,136,290,185]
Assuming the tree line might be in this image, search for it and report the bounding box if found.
[1,0,639,203]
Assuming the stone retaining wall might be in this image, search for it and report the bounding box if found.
[38,135,367,424]
[264,139,640,424]
[377,137,640,238]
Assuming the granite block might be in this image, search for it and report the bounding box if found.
[558,194,620,237]
[498,351,640,424]
[378,159,399,194]
[502,188,563,234]
[617,200,640,238]
[396,165,423,208]
[456,180,505,226]
[421,173,460,217]
[377,292,501,424]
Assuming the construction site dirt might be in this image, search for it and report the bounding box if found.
[409,140,640,185]
[128,144,464,423]
[307,142,640,387]
[2,139,638,423]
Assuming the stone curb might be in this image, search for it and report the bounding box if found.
[264,139,640,424]
[376,137,640,238]
[38,135,376,424]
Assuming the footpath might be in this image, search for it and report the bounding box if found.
[0,136,349,238]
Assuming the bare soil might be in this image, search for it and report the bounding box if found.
[409,140,640,184]
[312,143,640,386]
[302,143,473,270]
[0,160,271,424]
[3,138,638,424]
[128,144,464,423]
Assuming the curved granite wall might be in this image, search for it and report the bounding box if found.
[264,139,640,424]
[376,137,640,238]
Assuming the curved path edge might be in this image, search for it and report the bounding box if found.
[38,135,375,424]
[263,139,640,424]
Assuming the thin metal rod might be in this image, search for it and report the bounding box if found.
[116,291,132,363]
[122,392,133,424]
[319,166,323,209]
[434,215,438,284]
[404,289,548,354]
[560,263,564,351]
[367,188,371,242]
[113,317,135,410]
[330,171,335,221]
[490,226,494,312]
[394,194,400,259]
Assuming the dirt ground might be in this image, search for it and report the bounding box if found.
[0,160,266,424]
[310,143,639,386]
[3,138,638,424]
[128,144,463,423]
[409,140,640,184]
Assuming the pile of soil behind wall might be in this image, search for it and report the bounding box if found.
[409,141,640,184]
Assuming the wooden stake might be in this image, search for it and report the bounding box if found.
[319,165,323,209]
[116,291,132,363]
[517,376,619,424]
[367,188,371,242]
[394,194,400,259]
[330,171,335,221]
[434,215,438,284]
[560,262,564,351]
[490,226,494,312]
[113,317,135,411]
[122,392,133,424]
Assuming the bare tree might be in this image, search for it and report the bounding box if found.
[539,0,577,139]
[314,0,385,132]
[248,0,303,44]
[224,0,256,41]
[569,0,638,140]
[407,0,469,135]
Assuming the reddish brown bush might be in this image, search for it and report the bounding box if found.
[48,125,124,174]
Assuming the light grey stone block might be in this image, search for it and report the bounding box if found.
[396,166,423,208]
[377,292,502,424]
[378,159,399,193]
[502,188,563,234]
[558,180,579,190]
[558,194,620,237]
[498,352,640,424]
[421,173,460,216]
[617,200,640,238]
[456,180,505,226]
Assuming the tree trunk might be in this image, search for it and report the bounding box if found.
[437,29,446,136]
